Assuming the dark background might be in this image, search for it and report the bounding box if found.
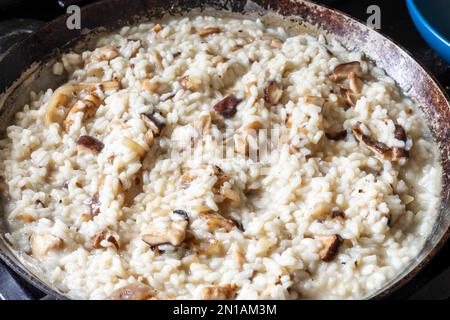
[0,0,448,300]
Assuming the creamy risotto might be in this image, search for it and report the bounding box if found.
[0,15,442,299]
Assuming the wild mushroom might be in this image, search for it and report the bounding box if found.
[65,93,102,131]
[200,212,242,233]
[30,233,63,261]
[140,113,166,137]
[318,234,342,262]
[392,147,409,162]
[141,210,189,247]
[213,165,230,189]
[196,27,221,36]
[110,283,155,300]
[76,135,104,153]
[352,122,392,159]
[264,81,283,106]
[348,72,363,94]
[213,95,242,118]
[93,229,120,250]
[331,209,345,223]
[332,61,362,81]
[201,284,238,300]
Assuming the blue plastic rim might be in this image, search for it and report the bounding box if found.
[406,0,450,64]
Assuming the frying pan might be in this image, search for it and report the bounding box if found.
[0,0,449,300]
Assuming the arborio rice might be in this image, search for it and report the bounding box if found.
[0,15,442,299]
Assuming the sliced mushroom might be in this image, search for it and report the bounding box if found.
[394,124,407,142]
[30,233,63,261]
[196,27,221,36]
[93,229,120,250]
[191,238,223,257]
[141,210,189,247]
[348,72,363,94]
[264,81,283,106]
[325,130,347,141]
[76,135,104,153]
[140,113,166,137]
[352,122,392,159]
[46,81,120,124]
[213,95,242,118]
[305,96,325,107]
[201,284,238,300]
[332,61,362,81]
[65,93,102,131]
[318,234,342,262]
[111,283,155,300]
[200,212,241,233]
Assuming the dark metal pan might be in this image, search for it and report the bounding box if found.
[0,0,448,300]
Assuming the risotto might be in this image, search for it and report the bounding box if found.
[0,14,442,299]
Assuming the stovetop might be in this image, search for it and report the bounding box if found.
[0,0,449,300]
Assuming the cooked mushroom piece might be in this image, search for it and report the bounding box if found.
[339,87,358,107]
[201,284,238,300]
[264,81,283,106]
[325,130,347,141]
[394,124,407,142]
[352,122,392,159]
[76,135,104,153]
[65,93,102,131]
[331,209,346,223]
[213,95,242,118]
[88,45,119,63]
[318,234,343,262]
[140,113,166,137]
[200,212,242,232]
[196,27,221,36]
[213,165,230,189]
[110,283,155,300]
[30,233,63,261]
[332,61,362,81]
[93,229,120,250]
[123,137,147,158]
[348,72,363,94]
[141,210,189,247]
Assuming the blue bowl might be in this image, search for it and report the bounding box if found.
[407,0,450,63]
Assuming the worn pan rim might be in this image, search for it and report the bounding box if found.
[0,0,448,300]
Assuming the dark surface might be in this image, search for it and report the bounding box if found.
[0,0,448,300]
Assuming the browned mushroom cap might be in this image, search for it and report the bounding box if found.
[65,93,102,131]
[196,27,221,36]
[264,81,283,106]
[76,135,104,153]
[318,234,343,262]
[110,283,155,300]
[200,212,243,232]
[140,113,166,137]
[331,209,346,223]
[93,229,120,250]
[201,284,238,300]
[213,95,242,118]
[332,61,362,81]
[339,87,358,107]
[352,122,392,159]
[394,124,407,142]
[325,130,347,141]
